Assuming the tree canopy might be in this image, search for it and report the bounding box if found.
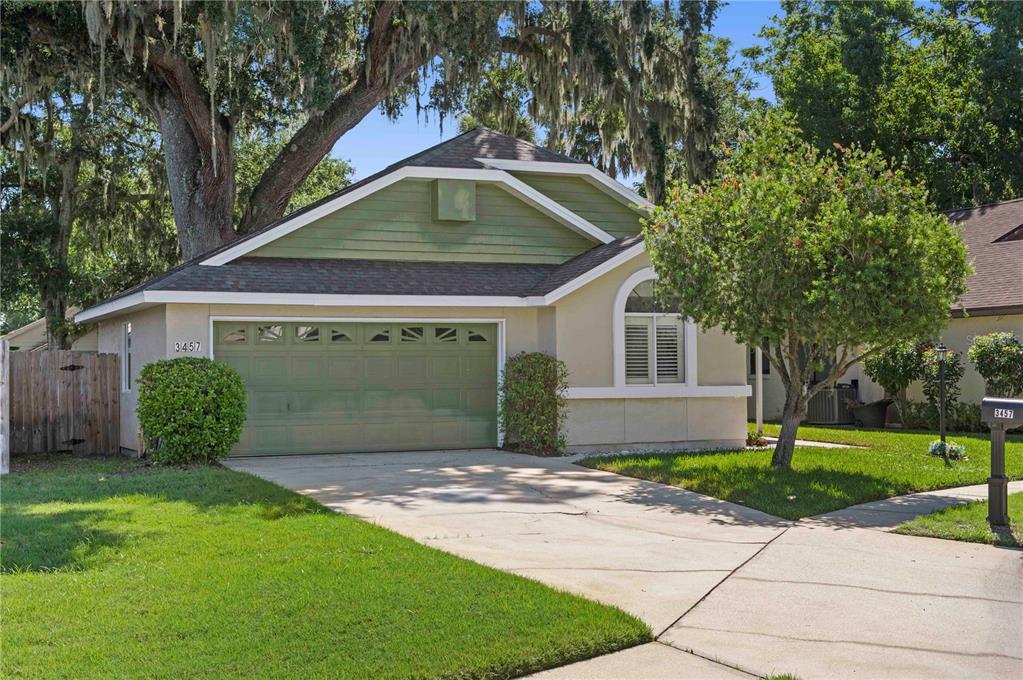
[644,114,971,467]
[3,1,722,259]
[749,0,1023,210]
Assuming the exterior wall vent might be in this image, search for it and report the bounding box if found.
[432,179,476,222]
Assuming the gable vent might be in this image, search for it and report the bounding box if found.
[433,179,476,221]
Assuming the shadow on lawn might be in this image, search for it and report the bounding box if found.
[1,455,331,572]
[594,457,913,520]
[0,505,135,573]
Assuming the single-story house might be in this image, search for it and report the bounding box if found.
[76,129,750,456]
[0,307,98,352]
[749,197,1023,422]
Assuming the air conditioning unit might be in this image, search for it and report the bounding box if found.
[806,385,857,424]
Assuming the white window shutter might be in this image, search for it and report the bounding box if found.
[625,317,652,383]
[655,318,683,383]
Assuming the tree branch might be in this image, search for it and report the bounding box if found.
[237,4,431,233]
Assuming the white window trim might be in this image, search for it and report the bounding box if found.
[208,315,508,446]
[121,322,132,393]
[473,158,653,211]
[612,267,699,392]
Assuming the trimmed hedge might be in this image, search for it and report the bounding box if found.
[137,357,247,464]
[498,352,568,455]
[968,332,1023,398]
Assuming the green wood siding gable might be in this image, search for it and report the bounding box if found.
[511,172,645,238]
[248,179,593,264]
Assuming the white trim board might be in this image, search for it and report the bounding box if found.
[200,165,614,267]
[209,315,508,447]
[474,158,653,211]
[566,385,751,399]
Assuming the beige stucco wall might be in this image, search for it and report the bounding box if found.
[565,397,746,449]
[553,253,747,449]
[97,259,749,452]
[907,313,1023,404]
[749,313,1023,421]
[98,304,167,450]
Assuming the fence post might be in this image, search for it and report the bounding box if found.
[1,339,9,474]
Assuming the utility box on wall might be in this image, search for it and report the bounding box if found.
[432,179,476,221]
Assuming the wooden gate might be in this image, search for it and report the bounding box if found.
[8,350,120,455]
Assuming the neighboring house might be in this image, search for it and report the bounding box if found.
[76,129,750,456]
[0,307,98,352]
[749,197,1023,422]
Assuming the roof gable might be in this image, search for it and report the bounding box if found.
[245,178,594,264]
[200,129,647,267]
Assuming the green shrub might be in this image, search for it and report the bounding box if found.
[862,340,924,421]
[927,440,967,461]
[901,400,986,433]
[137,357,247,465]
[498,352,568,455]
[968,332,1023,398]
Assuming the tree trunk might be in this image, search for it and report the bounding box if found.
[43,156,80,350]
[644,121,667,205]
[771,387,806,469]
[152,92,235,261]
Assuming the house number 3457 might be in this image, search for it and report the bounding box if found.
[174,341,202,353]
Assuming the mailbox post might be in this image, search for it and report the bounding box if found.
[981,398,1023,526]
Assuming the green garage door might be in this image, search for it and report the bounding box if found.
[214,321,498,455]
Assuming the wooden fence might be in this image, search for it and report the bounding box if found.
[8,350,120,456]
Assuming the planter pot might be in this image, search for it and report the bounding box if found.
[852,399,892,429]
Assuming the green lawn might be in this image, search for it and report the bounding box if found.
[582,425,1023,520]
[893,491,1023,547]
[1,455,649,679]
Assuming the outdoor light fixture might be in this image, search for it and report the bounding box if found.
[936,344,948,445]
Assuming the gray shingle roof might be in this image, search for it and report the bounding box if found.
[407,128,583,168]
[145,257,559,297]
[946,198,1023,314]
[94,234,643,305]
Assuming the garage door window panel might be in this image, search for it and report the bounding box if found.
[257,324,284,343]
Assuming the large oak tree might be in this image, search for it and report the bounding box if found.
[4,1,720,260]
[749,0,1023,210]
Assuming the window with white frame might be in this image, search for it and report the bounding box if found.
[624,280,684,384]
[122,322,133,391]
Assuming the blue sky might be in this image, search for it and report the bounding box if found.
[333,1,782,181]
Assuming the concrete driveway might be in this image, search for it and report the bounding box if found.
[227,450,1023,679]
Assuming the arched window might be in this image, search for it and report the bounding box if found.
[622,278,684,385]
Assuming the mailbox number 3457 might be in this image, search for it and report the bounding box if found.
[994,408,1015,419]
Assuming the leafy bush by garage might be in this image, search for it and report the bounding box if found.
[499,352,568,455]
[137,357,247,464]
[968,332,1023,398]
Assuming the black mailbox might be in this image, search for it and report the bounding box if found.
[980,397,1023,526]
[981,398,1023,428]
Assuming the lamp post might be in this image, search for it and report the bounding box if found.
[935,343,948,446]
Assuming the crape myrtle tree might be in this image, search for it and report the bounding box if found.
[4,1,720,260]
[644,114,971,468]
